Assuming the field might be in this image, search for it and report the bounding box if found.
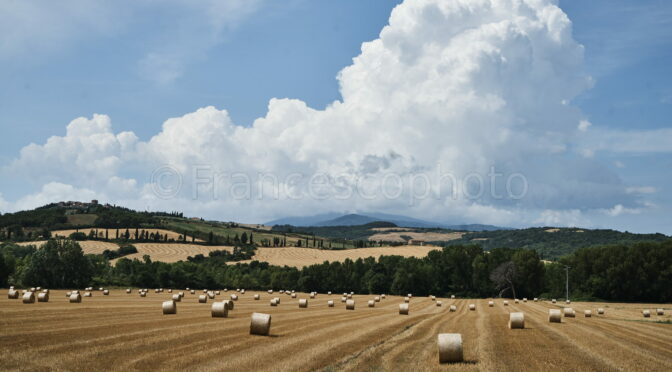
[1,290,670,371]
[51,228,203,242]
[236,245,440,268]
[368,231,464,243]
[17,240,120,254]
[111,243,234,263]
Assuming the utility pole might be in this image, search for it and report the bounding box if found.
[565,266,571,301]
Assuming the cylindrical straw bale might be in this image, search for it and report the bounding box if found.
[436,301,442,307]
[509,312,525,329]
[407,293,412,298]
[327,291,331,295]
[126,288,131,294]
[327,300,334,307]
[503,300,509,306]
[168,289,173,293]
[199,295,207,303]
[449,305,457,312]
[514,299,519,304]
[240,289,246,294]
[178,291,184,297]
[274,297,280,304]
[172,294,181,302]
[431,295,436,301]
[37,292,49,302]
[223,300,234,310]
[437,333,463,363]
[341,296,347,303]
[291,293,297,299]
[270,298,278,306]
[404,297,410,303]
[597,308,604,315]
[36,287,41,291]
[657,308,664,316]
[254,294,260,300]
[212,302,228,317]
[534,298,538,302]
[566,300,571,304]
[469,304,476,311]
[250,312,271,336]
[523,298,527,303]
[450,295,455,299]
[22,291,35,303]
[99,287,104,291]
[190,290,195,295]
[230,294,238,301]
[162,300,176,314]
[584,310,592,317]
[346,299,355,310]
[368,300,375,308]
[488,301,494,307]
[643,309,651,317]
[8,289,19,299]
[140,292,147,297]
[103,289,109,295]
[42,289,49,294]
[549,309,562,323]
[381,294,386,299]
[299,299,308,308]
[268,290,273,294]
[155,289,161,294]
[207,291,215,299]
[552,299,556,304]
[399,303,409,315]
[374,296,380,302]
[69,293,82,303]
[564,308,575,317]
[66,291,71,297]
[84,292,92,297]
[310,293,316,299]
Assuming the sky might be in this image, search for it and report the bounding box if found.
[1,0,671,234]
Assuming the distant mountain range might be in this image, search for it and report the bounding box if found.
[266,213,508,231]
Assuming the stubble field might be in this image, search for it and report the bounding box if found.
[1,290,670,371]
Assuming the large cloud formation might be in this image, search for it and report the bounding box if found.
[1,0,650,226]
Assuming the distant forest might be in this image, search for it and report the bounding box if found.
[2,239,670,303]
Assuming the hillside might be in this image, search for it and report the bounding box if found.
[442,227,671,259]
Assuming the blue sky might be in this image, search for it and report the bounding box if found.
[1,0,671,234]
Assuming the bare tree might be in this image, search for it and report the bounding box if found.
[490,261,517,299]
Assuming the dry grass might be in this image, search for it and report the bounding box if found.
[0,291,670,371]
[17,240,120,254]
[111,243,234,264]
[367,231,464,243]
[232,245,439,268]
[51,228,202,242]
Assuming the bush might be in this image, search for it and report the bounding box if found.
[69,232,87,241]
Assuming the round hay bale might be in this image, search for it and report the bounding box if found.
[437,333,463,363]
[449,305,457,312]
[8,289,19,299]
[162,300,176,314]
[549,309,562,323]
[469,304,476,311]
[178,291,185,297]
[374,296,381,302]
[310,293,316,299]
[241,289,246,294]
[291,293,297,299]
[103,289,109,296]
[72,290,79,294]
[436,301,442,307]
[509,312,525,329]
[215,290,220,295]
[327,300,334,307]
[564,308,575,318]
[37,292,49,302]
[270,298,278,306]
[514,299,519,304]
[212,302,228,317]
[407,293,412,298]
[207,291,215,299]
[341,296,347,303]
[199,295,207,303]
[9,285,14,290]
[488,301,494,307]
[69,293,82,303]
[534,298,538,302]
[346,294,352,299]
[381,294,386,299]
[98,287,104,291]
[230,294,238,301]
[503,300,509,306]
[431,295,436,301]
[404,297,410,303]
[66,291,72,297]
[656,308,664,316]
[168,289,173,293]
[126,288,131,294]
[155,289,161,294]
[349,291,353,295]
[190,290,195,295]
[84,292,92,297]
[250,312,271,336]
[399,303,409,315]
[523,298,527,303]
[299,299,308,308]
[29,287,36,292]
[566,300,571,304]
[140,292,147,297]
[346,299,355,310]
[268,290,273,294]
[172,294,181,302]
[254,294,260,300]
[186,287,190,291]
[274,297,280,305]
[22,292,35,304]
[327,291,331,295]
[36,286,41,291]
[203,289,208,293]
[450,295,455,299]
[643,309,651,318]
[552,299,557,304]
[597,308,605,315]
[584,310,592,317]
[368,300,375,308]
[223,300,234,310]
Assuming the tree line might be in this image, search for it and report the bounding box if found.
[1,239,670,303]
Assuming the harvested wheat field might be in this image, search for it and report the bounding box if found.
[17,240,120,254]
[234,245,439,268]
[109,243,234,263]
[0,290,670,371]
[368,231,464,243]
[51,228,203,242]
